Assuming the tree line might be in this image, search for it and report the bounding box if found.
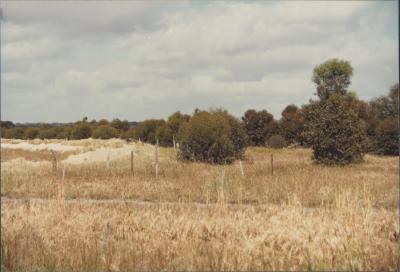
[1,58,398,165]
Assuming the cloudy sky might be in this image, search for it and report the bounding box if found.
[1,1,398,123]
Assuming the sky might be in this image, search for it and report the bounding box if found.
[1,1,398,123]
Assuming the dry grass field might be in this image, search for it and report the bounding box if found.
[1,138,399,271]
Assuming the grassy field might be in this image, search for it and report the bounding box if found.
[1,139,399,271]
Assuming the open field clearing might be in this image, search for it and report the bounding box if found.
[1,139,399,271]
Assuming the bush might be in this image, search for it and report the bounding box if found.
[267,135,288,149]
[155,125,173,147]
[70,123,92,140]
[303,94,367,165]
[92,125,119,139]
[38,128,57,139]
[3,127,25,139]
[178,109,246,164]
[120,129,136,140]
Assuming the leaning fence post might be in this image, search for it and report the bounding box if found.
[50,150,57,176]
[239,160,244,177]
[130,150,134,176]
[270,154,274,176]
[155,139,159,179]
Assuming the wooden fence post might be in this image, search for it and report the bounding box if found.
[62,164,66,181]
[270,154,274,176]
[106,151,110,170]
[239,160,244,177]
[130,150,134,176]
[220,169,225,202]
[50,150,57,176]
[173,135,176,150]
[155,139,159,179]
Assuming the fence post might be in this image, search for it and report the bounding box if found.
[173,135,176,150]
[62,164,66,181]
[106,151,110,170]
[155,139,159,179]
[270,154,274,176]
[239,160,244,177]
[130,150,134,176]
[220,169,225,202]
[50,150,57,176]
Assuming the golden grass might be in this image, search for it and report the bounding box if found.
[1,199,398,271]
[1,140,399,271]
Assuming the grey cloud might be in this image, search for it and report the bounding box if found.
[1,1,398,123]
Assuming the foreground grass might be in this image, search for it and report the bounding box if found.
[1,199,399,271]
[1,140,399,271]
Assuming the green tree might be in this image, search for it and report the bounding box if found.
[368,83,399,155]
[242,109,277,146]
[312,58,353,101]
[4,127,25,139]
[279,104,304,144]
[92,125,119,139]
[71,123,92,140]
[178,109,246,164]
[303,94,367,165]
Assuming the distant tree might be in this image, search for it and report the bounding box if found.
[4,127,25,139]
[167,111,190,136]
[312,58,353,101]
[92,125,119,139]
[120,129,136,140]
[98,119,109,126]
[0,121,15,129]
[242,109,278,146]
[368,83,399,155]
[178,109,246,164]
[134,119,165,144]
[155,124,174,147]
[38,128,57,139]
[71,123,92,140]
[55,126,71,139]
[279,104,304,144]
[25,128,39,139]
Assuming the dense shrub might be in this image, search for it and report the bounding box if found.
[38,128,57,139]
[303,94,367,165]
[120,129,136,140]
[3,127,25,139]
[375,117,399,155]
[70,123,92,140]
[178,109,246,164]
[92,125,119,139]
[134,119,165,144]
[25,128,39,139]
[267,135,288,149]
